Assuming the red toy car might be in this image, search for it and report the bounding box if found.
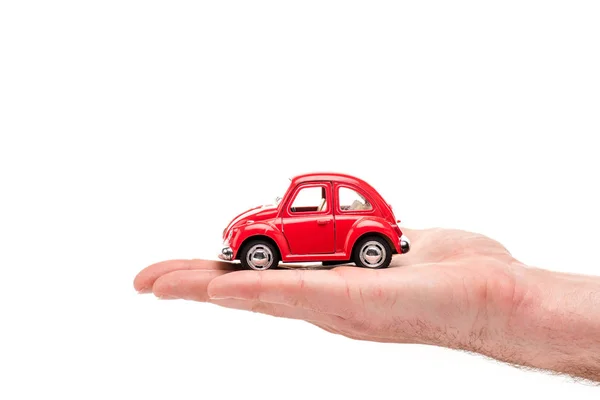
[218,172,410,270]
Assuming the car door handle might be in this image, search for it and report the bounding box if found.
[316,219,331,225]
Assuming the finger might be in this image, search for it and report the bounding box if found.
[210,298,341,324]
[135,259,237,293]
[152,269,231,300]
[207,269,355,318]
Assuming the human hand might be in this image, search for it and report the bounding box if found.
[135,228,600,381]
[133,228,525,349]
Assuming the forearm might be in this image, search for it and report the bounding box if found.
[484,267,600,381]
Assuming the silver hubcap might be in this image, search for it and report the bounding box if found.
[246,244,274,270]
[359,241,386,268]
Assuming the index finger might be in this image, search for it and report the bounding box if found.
[134,259,239,293]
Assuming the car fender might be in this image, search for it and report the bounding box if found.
[230,221,291,259]
[344,216,401,254]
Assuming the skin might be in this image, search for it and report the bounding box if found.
[133,228,600,382]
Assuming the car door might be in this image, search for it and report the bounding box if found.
[333,183,377,253]
[282,182,335,255]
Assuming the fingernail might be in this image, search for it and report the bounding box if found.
[137,288,151,294]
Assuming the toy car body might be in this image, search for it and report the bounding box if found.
[219,172,409,270]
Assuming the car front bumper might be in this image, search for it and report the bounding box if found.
[400,235,410,254]
[219,246,234,261]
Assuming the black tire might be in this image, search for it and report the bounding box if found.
[239,239,281,270]
[352,236,392,269]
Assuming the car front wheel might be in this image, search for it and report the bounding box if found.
[240,240,281,271]
[352,236,392,269]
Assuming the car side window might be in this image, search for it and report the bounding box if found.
[338,187,372,211]
[290,186,328,213]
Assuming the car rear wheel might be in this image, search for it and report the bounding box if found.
[240,240,281,271]
[352,236,392,269]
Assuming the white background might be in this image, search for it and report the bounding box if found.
[1,1,599,398]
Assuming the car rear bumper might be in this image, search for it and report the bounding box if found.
[400,235,410,254]
[219,246,234,261]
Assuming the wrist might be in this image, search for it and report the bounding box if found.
[486,266,600,380]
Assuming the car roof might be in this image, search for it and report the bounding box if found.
[291,172,373,189]
[288,172,394,218]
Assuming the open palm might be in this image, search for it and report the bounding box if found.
[134,228,524,348]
